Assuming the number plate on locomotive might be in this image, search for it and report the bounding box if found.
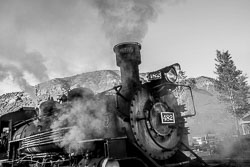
[161,112,175,124]
[147,71,161,81]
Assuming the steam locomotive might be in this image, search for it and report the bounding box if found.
[0,43,206,167]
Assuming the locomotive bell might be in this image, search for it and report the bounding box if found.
[113,42,141,101]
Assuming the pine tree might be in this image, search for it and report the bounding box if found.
[234,75,250,116]
[214,50,250,119]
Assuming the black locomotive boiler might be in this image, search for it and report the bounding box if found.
[0,42,205,167]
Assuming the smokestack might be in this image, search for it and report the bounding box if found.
[114,42,141,98]
[113,42,141,117]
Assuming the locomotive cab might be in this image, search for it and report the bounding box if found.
[0,107,37,160]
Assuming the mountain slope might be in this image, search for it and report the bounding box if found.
[0,70,121,115]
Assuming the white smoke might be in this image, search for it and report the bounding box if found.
[0,6,49,96]
[0,0,174,92]
[91,0,163,45]
[51,97,117,152]
[0,64,34,98]
[0,41,49,98]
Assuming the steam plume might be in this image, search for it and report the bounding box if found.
[92,0,162,45]
[0,12,49,96]
[0,0,174,84]
[51,98,116,152]
[0,33,49,98]
[0,62,45,100]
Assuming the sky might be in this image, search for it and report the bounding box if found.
[0,0,249,95]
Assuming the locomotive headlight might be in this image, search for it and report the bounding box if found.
[164,67,177,83]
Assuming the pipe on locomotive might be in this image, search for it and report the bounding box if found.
[113,42,141,118]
